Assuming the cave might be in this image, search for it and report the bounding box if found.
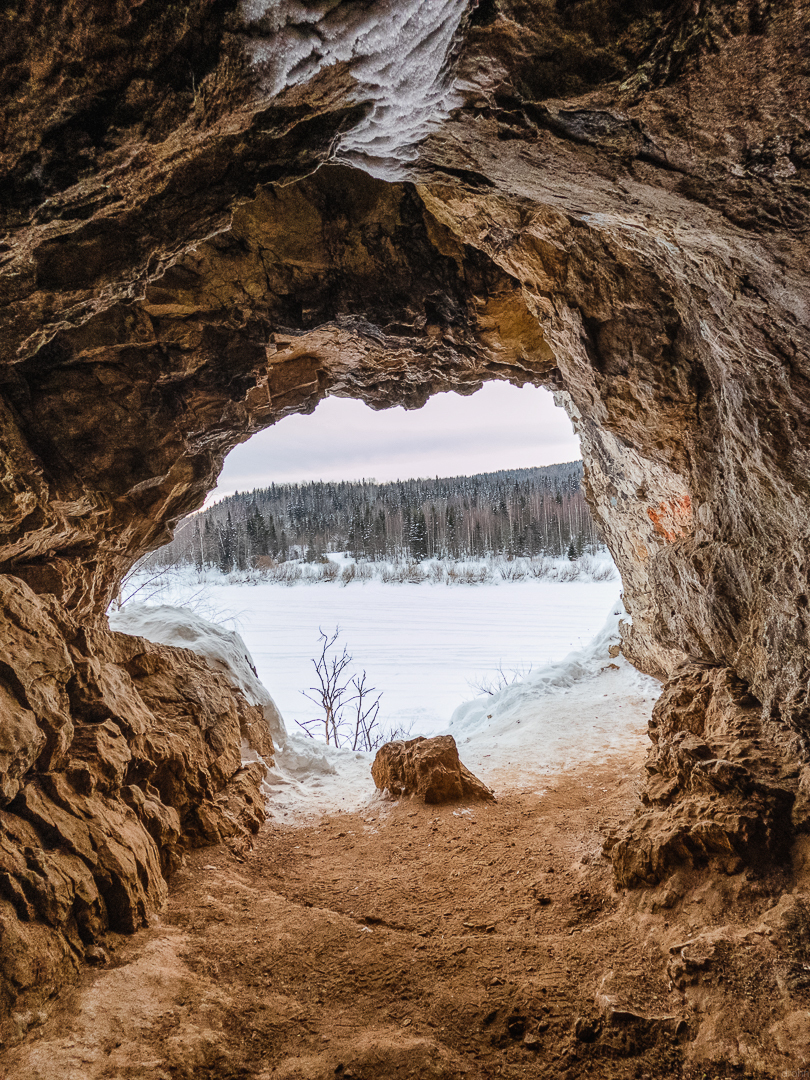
[1,0,809,1072]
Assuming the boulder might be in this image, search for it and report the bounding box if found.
[371,735,494,805]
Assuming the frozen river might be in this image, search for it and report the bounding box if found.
[121,577,622,737]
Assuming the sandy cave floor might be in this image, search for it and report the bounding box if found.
[0,743,728,1080]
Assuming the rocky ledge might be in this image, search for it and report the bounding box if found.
[0,574,274,1047]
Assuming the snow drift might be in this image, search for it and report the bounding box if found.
[109,603,375,820]
[110,591,658,818]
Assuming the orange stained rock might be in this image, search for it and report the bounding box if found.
[647,495,693,543]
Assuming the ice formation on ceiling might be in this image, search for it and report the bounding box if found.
[237,0,469,178]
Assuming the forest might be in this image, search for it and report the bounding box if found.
[148,462,604,573]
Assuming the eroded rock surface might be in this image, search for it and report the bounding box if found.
[0,2,807,724]
[372,734,495,804]
[0,574,273,1046]
[1,0,810,1052]
[606,665,801,888]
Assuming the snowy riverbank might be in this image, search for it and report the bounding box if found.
[111,573,623,735]
[110,579,659,820]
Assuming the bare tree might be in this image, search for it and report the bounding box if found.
[297,627,354,745]
[112,555,185,610]
[295,627,409,750]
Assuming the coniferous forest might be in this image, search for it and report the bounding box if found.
[149,462,604,573]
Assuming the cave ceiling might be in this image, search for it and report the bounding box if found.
[1,0,809,729]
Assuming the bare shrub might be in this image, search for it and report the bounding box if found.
[319,559,341,582]
[553,560,579,582]
[354,560,374,581]
[448,563,492,585]
[528,556,552,579]
[577,553,618,581]
[294,627,403,751]
[468,661,534,697]
[383,560,426,584]
[497,558,529,582]
[276,562,303,585]
[427,561,447,584]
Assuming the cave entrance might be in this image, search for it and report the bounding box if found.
[113,381,647,815]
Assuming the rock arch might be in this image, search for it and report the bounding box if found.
[1,0,809,1044]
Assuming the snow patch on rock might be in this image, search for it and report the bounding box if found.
[109,602,377,821]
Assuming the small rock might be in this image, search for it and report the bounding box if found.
[371,735,494,804]
[574,1017,600,1043]
[523,1031,541,1047]
[85,945,109,966]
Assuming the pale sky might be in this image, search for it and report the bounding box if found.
[210,382,580,499]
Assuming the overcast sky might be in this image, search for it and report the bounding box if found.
[210,382,580,500]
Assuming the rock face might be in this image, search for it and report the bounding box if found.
[606,665,801,889]
[1,0,810,1043]
[372,735,495,804]
[0,574,273,1045]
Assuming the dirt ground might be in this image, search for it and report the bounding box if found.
[0,749,711,1080]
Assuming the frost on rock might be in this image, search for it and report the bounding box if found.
[236,0,469,178]
[109,603,286,742]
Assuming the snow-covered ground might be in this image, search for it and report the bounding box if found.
[110,577,659,821]
[114,572,622,736]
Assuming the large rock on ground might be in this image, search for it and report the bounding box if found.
[372,735,494,805]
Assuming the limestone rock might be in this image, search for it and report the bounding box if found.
[371,735,494,805]
[0,3,805,745]
[0,575,274,1039]
[0,0,809,1051]
[607,666,799,889]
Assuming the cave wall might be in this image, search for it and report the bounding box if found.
[1,0,810,1039]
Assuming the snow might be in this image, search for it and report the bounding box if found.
[236,0,467,178]
[114,574,622,735]
[109,601,375,820]
[109,581,659,821]
[108,603,285,742]
[450,598,659,792]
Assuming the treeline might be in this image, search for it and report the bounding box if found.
[151,462,604,572]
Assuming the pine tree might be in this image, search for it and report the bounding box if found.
[409,510,428,560]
